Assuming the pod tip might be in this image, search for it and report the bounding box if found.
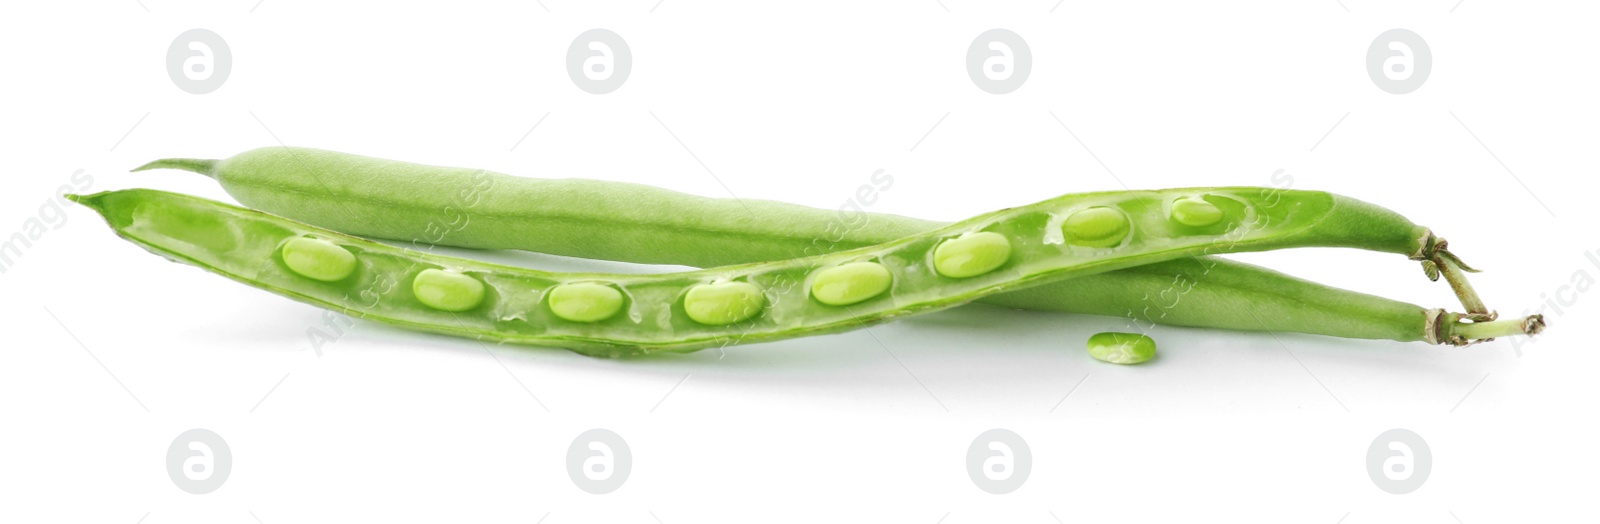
[132,158,218,178]
[64,192,105,208]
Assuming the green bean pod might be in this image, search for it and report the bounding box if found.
[75,187,1527,357]
[140,148,1429,264]
[142,147,1502,340]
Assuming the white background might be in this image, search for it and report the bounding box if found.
[2,1,1596,522]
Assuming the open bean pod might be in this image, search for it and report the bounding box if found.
[73,187,1435,357]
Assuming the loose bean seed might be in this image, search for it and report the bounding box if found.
[1086,332,1157,364]
[413,269,486,312]
[933,232,1012,278]
[1063,207,1130,247]
[1170,196,1224,227]
[811,262,893,306]
[279,236,356,282]
[548,282,625,322]
[684,281,765,325]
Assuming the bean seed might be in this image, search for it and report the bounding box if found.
[684,281,765,325]
[933,232,1012,278]
[811,262,893,306]
[413,268,486,312]
[279,236,356,282]
[1063,207,1130,247]
[1170,196,1224,227]
[548,282,625,322]
[1086,332,1157,364]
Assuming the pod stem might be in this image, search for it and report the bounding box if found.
[1431,310,1545,346]
[1414,234,1493,321]
[132,158,219,178]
